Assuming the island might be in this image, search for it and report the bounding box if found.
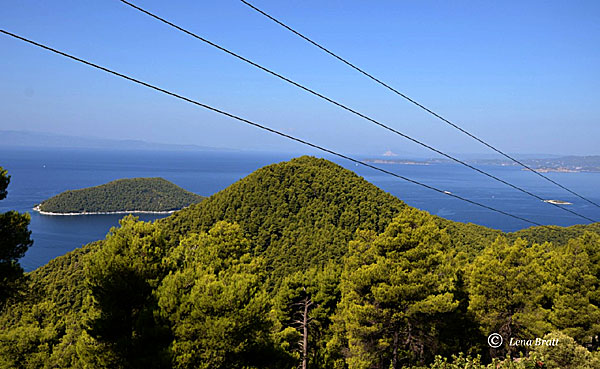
[34,177,204,215]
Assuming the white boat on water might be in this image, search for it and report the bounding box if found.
[543,199,573,205]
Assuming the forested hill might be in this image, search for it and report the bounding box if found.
[2,156,600,369]
[160,156,409,278]
[159,156,503,277]
[36,177,204,213]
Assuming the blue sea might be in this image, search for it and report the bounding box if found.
[1,148,598,272]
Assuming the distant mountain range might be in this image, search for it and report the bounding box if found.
[0,130,227,151]
[4,131,597,171]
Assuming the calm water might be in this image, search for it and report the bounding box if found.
[1,148,598,271]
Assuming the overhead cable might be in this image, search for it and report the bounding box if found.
[0,29,545,226]
[117,0,596,223]
[239,0,600,211]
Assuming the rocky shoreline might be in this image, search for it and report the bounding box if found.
[32,205,176,216]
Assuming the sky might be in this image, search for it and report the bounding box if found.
[1,0,599,157]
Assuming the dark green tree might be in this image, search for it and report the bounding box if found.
[532,331,600,369]
[157,221,277,369]
[468,237,553,357]
[84,216,171,368]
[273,264,341,369]
[436,269,488,360]
[546,235,600,344]
[333,208,457,369]
[0,167,33,306]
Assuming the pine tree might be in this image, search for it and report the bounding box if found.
[84,216,171,368]
[157,221,276,369]
[274,265,341,369]
[0,167,33,306]
[468,237,552,356]
[334,208,457,368]
[547,236,600,344]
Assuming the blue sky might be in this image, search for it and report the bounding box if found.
[1,0,599,156]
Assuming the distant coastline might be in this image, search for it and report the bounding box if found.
[33,205,176,216]
[365,154,600,173]
[525,168,581,173]
[363,159,430,165]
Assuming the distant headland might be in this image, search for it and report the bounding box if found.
[365,154,600,173]
[34,177,204,215]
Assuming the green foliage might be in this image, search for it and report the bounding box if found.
[161,156,407,283]
[334,208,458,368]
[157,222,276,369]
[435,270,488,360]
[509,224,600,246]
[468,238,553,352]
[0,245,95,368]
[532,331,600,369]
[468,233,600,355]
[38,177,203,213]
[84,215,171,368]
[0,166,33,306]
[437,220,502,259]
[545,234,600,344]
[2,156,600,369]
[273,264,341,369]
[406,353,545,368]
[0,167,9,201]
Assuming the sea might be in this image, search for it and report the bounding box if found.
[1,148,598,272]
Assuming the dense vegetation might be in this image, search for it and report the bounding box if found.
[1,156,600,368]
[161,157,408,281]
[0,167,33,306]
[37,177,204,213]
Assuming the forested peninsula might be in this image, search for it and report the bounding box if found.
[3,156,600,369]
[34,177,204,214]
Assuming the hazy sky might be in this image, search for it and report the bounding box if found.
[1,0,599,156]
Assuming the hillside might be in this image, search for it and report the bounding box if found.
[2,156,600,369]
[160,156,504,276]
[508,222,600,245]
[161,156,408,278]
[36,177,204,214]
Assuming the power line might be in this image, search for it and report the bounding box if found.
[239,0,600,211]
[117,0,596,223]
[0,29,544,226]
